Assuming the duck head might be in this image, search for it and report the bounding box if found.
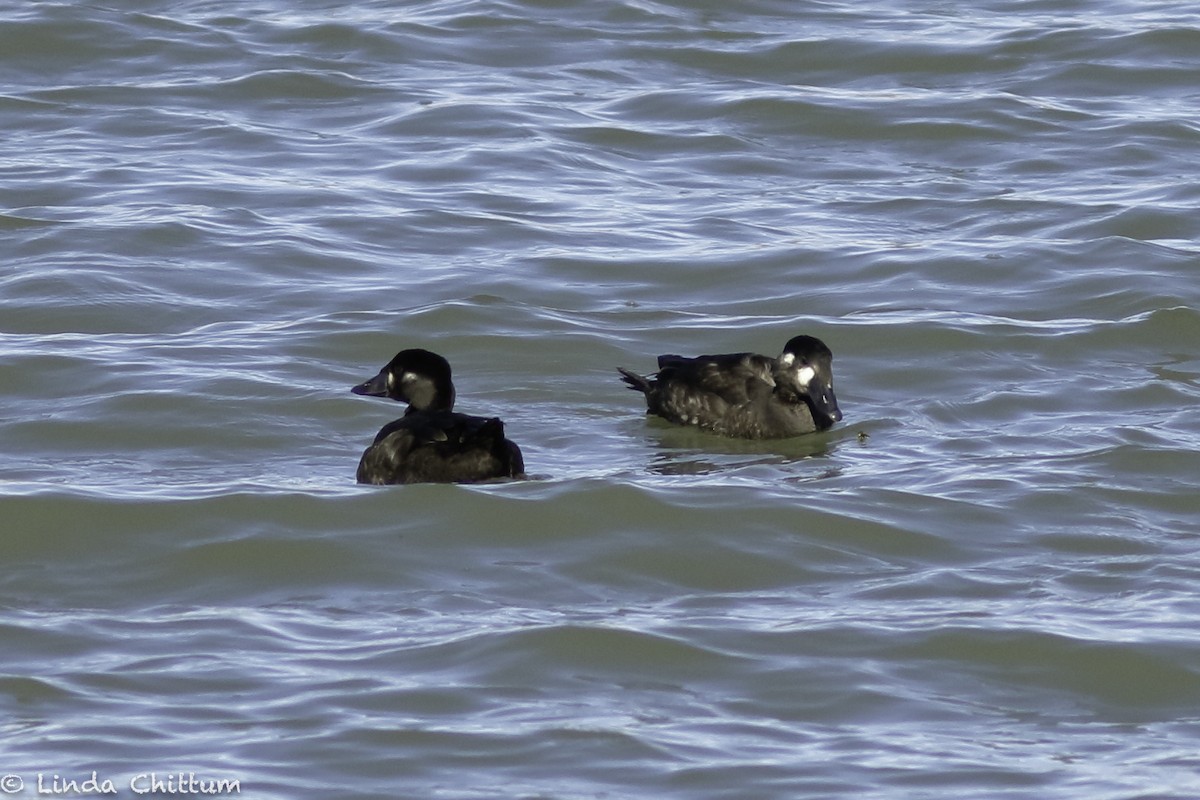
[775,335,842,429]
[351,348,456,413]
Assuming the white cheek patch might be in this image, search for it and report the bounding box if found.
[386,372,395,391]
[797,366,816,388]
[401,371,417,384]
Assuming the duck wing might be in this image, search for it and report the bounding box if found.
[655,352,776,405]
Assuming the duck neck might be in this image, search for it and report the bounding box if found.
[408,378,455,412]
[432,381,456,412]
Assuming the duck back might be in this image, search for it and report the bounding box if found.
[356,411,525,485]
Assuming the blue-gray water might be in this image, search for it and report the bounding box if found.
[4,1,1200,797]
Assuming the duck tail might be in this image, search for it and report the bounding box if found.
[478,416,506,441]
[617,367,652,394]
[478,417,524,478]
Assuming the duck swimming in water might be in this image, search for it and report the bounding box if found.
[351,348,525,484]
[618,335,842,439]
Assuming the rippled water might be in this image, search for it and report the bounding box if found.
[4,0,1200,797]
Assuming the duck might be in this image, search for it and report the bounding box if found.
[618,335,842,439]
[350,348,525,484]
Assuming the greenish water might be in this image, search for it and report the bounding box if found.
[3,1,1200,797]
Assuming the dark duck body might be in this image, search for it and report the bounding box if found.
[351,349,525,485]
[618,335,842,439]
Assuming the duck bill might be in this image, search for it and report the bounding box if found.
[810,385,843,428]
[351,369,389,397]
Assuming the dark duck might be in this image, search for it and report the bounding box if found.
[618,335,842,439]
[350,349,525,484]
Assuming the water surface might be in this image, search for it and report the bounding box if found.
[3,0,1200,797]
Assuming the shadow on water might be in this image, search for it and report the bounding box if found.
[626,418,849,478]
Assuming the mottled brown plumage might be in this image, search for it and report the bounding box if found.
[619,335,842,439]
